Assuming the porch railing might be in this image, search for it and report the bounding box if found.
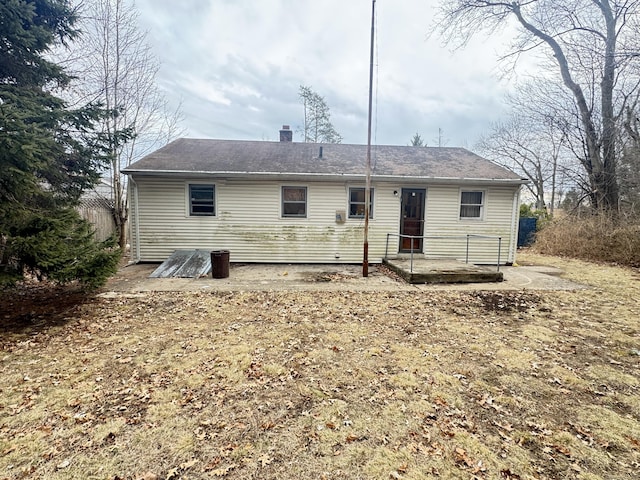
[384,233,503,273]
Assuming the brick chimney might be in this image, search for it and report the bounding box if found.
[279,125,293,142]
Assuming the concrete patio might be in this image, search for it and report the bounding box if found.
[382,257,503,284]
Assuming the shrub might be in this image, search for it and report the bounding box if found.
[4,209,121,290]
[520,204,550,222]
[533,213,640,267]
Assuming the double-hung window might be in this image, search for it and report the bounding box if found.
[460,191,484,219]
[189,184,215,216]
[282,186,307,217]
[349,187,374,218]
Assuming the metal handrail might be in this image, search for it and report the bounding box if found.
[385,233,503,273]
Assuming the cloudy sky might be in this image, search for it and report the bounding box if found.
[133,0,518,148]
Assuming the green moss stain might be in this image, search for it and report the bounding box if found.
[214,225,363,249]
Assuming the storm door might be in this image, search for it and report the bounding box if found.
[400,188,426,252]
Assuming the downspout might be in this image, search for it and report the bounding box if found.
[127,176,141,264]
[509,187,521,264]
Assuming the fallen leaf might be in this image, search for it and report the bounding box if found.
[345,433,359,443]
[166,467,179,479]
[434,397,448,407]
[180,459,198,470]
[494,421,513,431]
[211,464,237,477]
[478,393,493,406]
[553,444,572,456]
[500,469,522,479]
[135,473,158,480]
[472,460,486,474]
[2,445,16,455]
[627,435,640,449]
[203,458,222,471]
[453,447,474,467]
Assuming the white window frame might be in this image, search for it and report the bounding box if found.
[348,187,374,219]
[459,189,485,220]
[186,183,216,217]
[281,186,308,218]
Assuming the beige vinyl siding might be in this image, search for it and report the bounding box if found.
[130,176,519,264]
[132,176,400,263]
[422,185,517,264]
[128,179,141,261]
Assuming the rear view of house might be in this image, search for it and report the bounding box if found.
[123,126,526,265]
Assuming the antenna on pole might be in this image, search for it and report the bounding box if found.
[363,0,375,277]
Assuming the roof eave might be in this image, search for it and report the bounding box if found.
[123,169,528,185]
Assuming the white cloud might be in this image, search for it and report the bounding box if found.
[134,0,521,147]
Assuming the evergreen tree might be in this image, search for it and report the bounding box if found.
[0,0,120,288]
[410,132,425,147]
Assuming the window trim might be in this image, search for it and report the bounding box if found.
[187,183,216,216]
[281,185,308,218]
[348,186,374,219]
[459,189,485,220]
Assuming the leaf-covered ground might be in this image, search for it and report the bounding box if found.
[1,253,639,479]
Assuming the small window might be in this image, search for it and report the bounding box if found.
[282,186,307,217]
[189,184,215,216]
[460,191,484,219]
[349,187,374,218]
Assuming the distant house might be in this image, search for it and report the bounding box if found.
[123,126,526,265]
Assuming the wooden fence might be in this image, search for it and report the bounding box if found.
[77,197,120,243]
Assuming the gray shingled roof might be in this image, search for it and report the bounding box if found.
[124,138,524,183]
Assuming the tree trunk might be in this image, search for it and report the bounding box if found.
[511,2,619,212]
[597,0,619,211]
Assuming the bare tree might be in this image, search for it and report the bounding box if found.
[299,85,342,144]
[65,0,183,248]
[478,117,560,212]
[435,0,640,212]
[433,127,448,148]
[621,103,640,211]
[477,81,578,214]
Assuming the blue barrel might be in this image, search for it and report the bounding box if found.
[518,218,537,247]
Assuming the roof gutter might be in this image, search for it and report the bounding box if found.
[122,169,529,186]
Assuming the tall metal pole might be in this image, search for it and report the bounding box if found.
[363,0,375,277]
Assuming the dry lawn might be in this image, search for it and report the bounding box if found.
[1,252,640,480]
